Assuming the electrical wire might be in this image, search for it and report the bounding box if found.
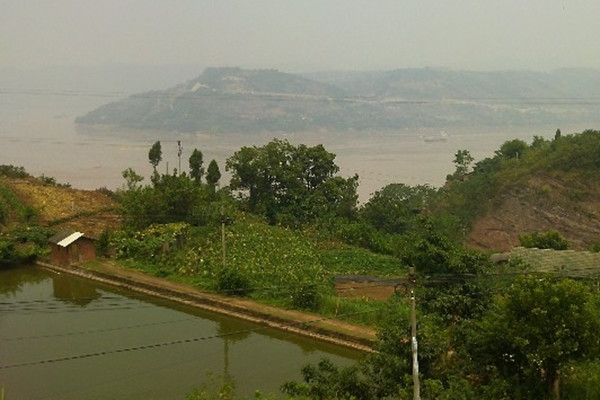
[0,308,377,370]
[0,316,197,342]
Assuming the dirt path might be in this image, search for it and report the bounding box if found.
[38,260,377,353]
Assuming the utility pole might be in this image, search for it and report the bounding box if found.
[221,206,226,268]
[177,140,183,175]
[409,267,420,400]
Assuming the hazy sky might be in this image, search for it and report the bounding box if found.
[2,0,600,72]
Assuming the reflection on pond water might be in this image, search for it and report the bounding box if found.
[0,265,363,400]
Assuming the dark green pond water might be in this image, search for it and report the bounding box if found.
[0,265,363,400]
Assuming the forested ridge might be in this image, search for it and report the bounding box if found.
[2,130,600,399]
[75,67,600,133]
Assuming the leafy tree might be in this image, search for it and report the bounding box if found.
[360,183,435,234]
[148,140,162,175]
[206,159,221,188]
[495,139,528,160]
[226,139,356,225]
[467,278,600,399]
[531,135,549,149]
[121,167,144,191]
[453,149,474,177]
[189,148,204,183]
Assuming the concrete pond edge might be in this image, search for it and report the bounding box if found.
[36,261,376,353]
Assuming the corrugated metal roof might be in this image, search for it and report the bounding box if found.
[49,231,85,247]
[503,247,600,278]
[48,231,75,245]
[57,232,84,247]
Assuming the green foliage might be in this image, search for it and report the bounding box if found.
[148,140,162,172]
[95,229,111,257]
[10,225,53,246]
[206,159,222,188]
[289,284,321,311]
[589,241,600,252]
[401,218,490,275]
[333,221,395,255]
[0,184,24,224]
[282,358,371,400]
[518,230,569,250]
[119,172,221,230]
[110,215,330,310]
[110,222,189,263]
[216,267,253,296]
[0,165,31,178]
[419,281,492,324]
[495,138,528,159]
[562,361,600,399]
[189,148,205,183]
[36,174,70,187]
[359,183,435,235]
[319,296,384,326]
[0,240,19,267]
[186,373,237,400]
[317,245,402,277]
[121,167,144,191]
[452,149,474,177]
[466,278,600,399]
[226,139,358,226]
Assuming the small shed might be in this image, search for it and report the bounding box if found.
[48,231,96,266]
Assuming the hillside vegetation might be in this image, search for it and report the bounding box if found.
[75,67,600,133]
[439,129,600,251]
[3,130,600,398]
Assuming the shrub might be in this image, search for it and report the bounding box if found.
[518,230,569,250]
[290,284,321,311]
[216,268,252,296]
[0,240,18,267]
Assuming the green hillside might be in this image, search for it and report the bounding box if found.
[75,67,600,133]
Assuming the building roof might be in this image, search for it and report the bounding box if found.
[492,247,600,278]
[48,231,85,247]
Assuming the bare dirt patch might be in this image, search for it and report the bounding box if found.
[467,175,600,251]
[334,275,401,301]
[3,177,121,237]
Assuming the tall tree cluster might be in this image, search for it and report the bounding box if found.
[226,139,358,225]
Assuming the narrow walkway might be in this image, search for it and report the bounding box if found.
[37,260,376,353]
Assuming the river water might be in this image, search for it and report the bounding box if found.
[1,90,588,202]
[0,265,363,399]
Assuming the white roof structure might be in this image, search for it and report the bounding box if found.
[56,232,84,247]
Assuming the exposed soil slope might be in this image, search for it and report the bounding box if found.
[467,174,600,251]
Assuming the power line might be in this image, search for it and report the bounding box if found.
[0,308,378,370]
[0,316,196,342]
[0,303,154,315]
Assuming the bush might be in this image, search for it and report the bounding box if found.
[0,240,18,267]
[216,268,252,296]
[290,284,321,311]
[518,230,569,250]
[589,241,600,252]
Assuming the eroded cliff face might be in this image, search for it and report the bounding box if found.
[467,175,600,251]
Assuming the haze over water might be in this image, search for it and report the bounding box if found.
[4,79,592,201]
[1,88,590,202]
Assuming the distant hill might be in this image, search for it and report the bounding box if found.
[76,67,600,133]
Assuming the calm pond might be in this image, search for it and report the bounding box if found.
[0,265,363,400]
